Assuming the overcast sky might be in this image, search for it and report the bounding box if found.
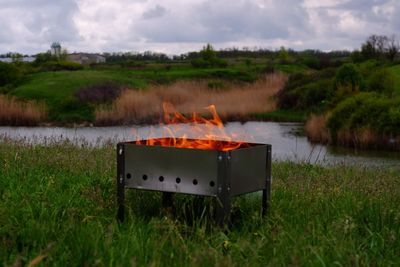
[0,0,399,55]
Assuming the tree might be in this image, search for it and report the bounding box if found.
[387,35,399,62]
[200,43,217,61]
[191,43,227,68]
[361,34,399,61]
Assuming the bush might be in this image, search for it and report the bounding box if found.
[74,81,124,103]
[299,79,334,110]
[334,63,364,91]
[40,61,84,71]
[191,58,210,68]
[277,69,336,111]
[366,68,396,96]
[191,43,228,68]
[327,93,400,138]
[301,55,320,69]
[0,62,22,86]
[49,98,94,122]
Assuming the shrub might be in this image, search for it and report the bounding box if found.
[210,57,228,68]
[333,63,364,91]
[74,81,124,103]
[326,93,400,139]
[301,55,320,69]
[0,62,22,86]
[366,68,396,96]
[299,79,334,110]
[49,98,94,122]
[191,58,210,68]
[41,61,83,71]
[191,43,228,68]
[277,69,336,111]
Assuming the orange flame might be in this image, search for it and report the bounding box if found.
[134,103,250,151]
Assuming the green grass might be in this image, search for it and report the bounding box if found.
[250,109,307,122]
[9,70,147,122]
[272,64,308,74]
[1,140,399,266]
[8,66,259,123]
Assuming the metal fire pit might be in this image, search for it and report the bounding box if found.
[116,138,271,224]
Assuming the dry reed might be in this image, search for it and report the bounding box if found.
[336,129,400,150]
[305,114,331,144]
[305,114,400,150]
[95,72,287,125]
[0,95,47,126]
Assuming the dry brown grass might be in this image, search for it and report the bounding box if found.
[0,95,47,126]
[336,129,400,150]
[305,114,331,144]
[95,72,287,125]
[306,114,400,150]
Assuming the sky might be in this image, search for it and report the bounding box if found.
[0,0,399,55]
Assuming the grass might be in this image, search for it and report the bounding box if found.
[7,66,262,123]
[1,140,399,266]
[272,63,308,74]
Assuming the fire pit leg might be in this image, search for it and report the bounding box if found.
[216,151,232,226]
[216,194,231,226]
[117,144,125,222]
[262,145,272,217]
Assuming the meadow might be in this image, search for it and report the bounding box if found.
[1,139,399,266]
[5,65,269,124]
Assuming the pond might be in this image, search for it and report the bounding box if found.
[1,122,399,168]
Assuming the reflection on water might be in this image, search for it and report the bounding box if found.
[1,122,399,167]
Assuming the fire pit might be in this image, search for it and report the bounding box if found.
[116,138,271,225]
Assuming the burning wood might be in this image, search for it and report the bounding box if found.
[134,102,250,151]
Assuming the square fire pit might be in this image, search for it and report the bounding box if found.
[116,138,271,224]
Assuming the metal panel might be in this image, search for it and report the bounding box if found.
[123,144,219,196]
[230,144,267,196]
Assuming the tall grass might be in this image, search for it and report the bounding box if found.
[0,140,399,266]
[305,114,400,150]
[305,114,331,144]
[95,73,287,125]
[0,95,47,126]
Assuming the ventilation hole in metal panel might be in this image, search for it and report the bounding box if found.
[142,174,148,181]
[193,179,198,185]
[209,181,215,187]
[159,176,164,182]
[176,177,181,184]
[126,173,132,179]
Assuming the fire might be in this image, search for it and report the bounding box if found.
[134,103,250,151]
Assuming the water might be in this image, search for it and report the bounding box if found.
[1,122,399,167]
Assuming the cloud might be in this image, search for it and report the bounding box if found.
[0,0,81,53]
[142,5,167,19]
[0,0,399,54]
[133,0,311,44]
